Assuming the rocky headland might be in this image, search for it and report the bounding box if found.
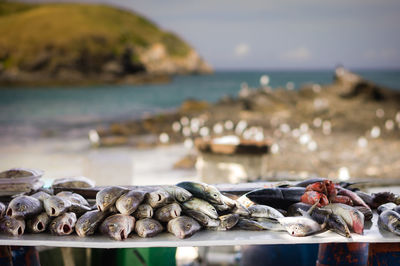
[0,2,212,86]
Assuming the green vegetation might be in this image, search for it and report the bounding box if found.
[0,1,191,72]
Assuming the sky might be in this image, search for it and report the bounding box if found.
[23,0,400,70]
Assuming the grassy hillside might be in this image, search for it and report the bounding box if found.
[0,1,201,81]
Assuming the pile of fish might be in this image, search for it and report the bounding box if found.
[1,177,400,240]
[0,168,44,197]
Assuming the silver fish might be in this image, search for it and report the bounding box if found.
[75,210,107,237]
[252,218,285,231]
[232,201,250,217]
[145,190,174,209]
[248,205,284,219]
[176,181,223,205]
[182,198,218,219]
[100,214,135,241]
[133,204,154,219]
[236,218,266,231]
[0,216,25,236]
[377,203,397,215]
[31,191,51,203]
[27,212,50,233]
[57,191,89,206]
[167,216,201,239]
[116,190,146,215]
[6,195,42,218]
[378,210,400,236]
[96,186,128,212]
[154,203,182,222]
[162,186,192,202]
[277,216,323,237]
[49,212,77,236]
[44,196,71,217]
[322,203,364,234]
[184,209,220,227]
[68,203,92,217]
[218,214,239,230]
[135,218,163,238]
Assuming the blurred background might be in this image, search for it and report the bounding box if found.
[1,0,400,187]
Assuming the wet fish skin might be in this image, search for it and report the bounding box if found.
[322,203,364,235]
[68,203,92,217]
[354,206,373,221]
[248,205,284,219]
[162,186,192,203]
[0,216,25,236]
[277,216,323,237]
[327,213,351,238]
[176,181,223,205]
[167,216,201,239]
[49,212,77,236]
[0,202,5,218]
[251,218,285,231]
[116,190,146,215]
[232,201,250,217]
[184,209,220,227]
[27,212,50,233]
[145,190,174,209]
[236,218,266,231]
[219,214,239,230]
[221,194,237,209]
[44,196,72,217]
[378,210,400,236]
[246,187,306,210]
[133,204,153,219]
[100,214,135,241]
[154,203,182,222]
[6,195,43,219]
[337,187,371,211]
[135,218,163,238]
[96,186,128,212]
[57,191,89,206]
[355,191,374,208]
[75,210,107,237]
[377,203,397,215]
[182,198,218,219]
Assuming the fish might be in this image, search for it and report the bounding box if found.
[184,209,220,227]
[301,191,329,207]
[162,186,192,202]
[176,181,223,205]
[135,218,163,238]
[232,201,251,217]
[331,195,353,206]
[246,187,306,210]
[322,203,364,234]
[96,186,128,212]
[287,203,351,238]
[133,204,154,219]
[115,190,147,215]
[277,216,324,237]
[214,202,231,212]
[377,203,397,215]
[75,210,107,237]
[0,202,5,218]
[221,194,237,209]
[0,168,43,179]
[355,191,374,208]
[182,198,218,219]
[378,210,400,236]
[6,195,42,218]
[167,216,201,239]
[337,187,371,210]
[27,212,51,233]
[49,212,77,236]
[393,206,400,214]
[235,218,266,231]
[145,190,174,209]
[31,191,51,203]
[56,191,89,206]
[52,176,95,188]
[251,218,285,231]
[0,216,25,236]
[295,178,328,187]
[218,214,239,230]
[248,205,284,219]
[43,196,71,217]
[154,203,182,222]
[100,214,135,241]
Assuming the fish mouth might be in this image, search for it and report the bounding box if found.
[51,208,56,216]
[61,224,71,234]
[157,194,162,202]
[17,226,23,236]
[97,205,103,212]
[37,222,44,231]
[120,230,126,240]
[173,210,178,218]
[7,208,12,216]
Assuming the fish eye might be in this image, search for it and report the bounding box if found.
[213,194,217,198]
[185,224,191,229]
[5,221,10,226]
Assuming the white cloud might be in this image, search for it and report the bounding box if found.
[234,43,250,57]
[281,47,312,61]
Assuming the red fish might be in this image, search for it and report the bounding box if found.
[301,191,329,207]
[331,195,353,206]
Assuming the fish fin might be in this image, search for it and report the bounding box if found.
[307,201,319,215]
[297,208,312,219]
